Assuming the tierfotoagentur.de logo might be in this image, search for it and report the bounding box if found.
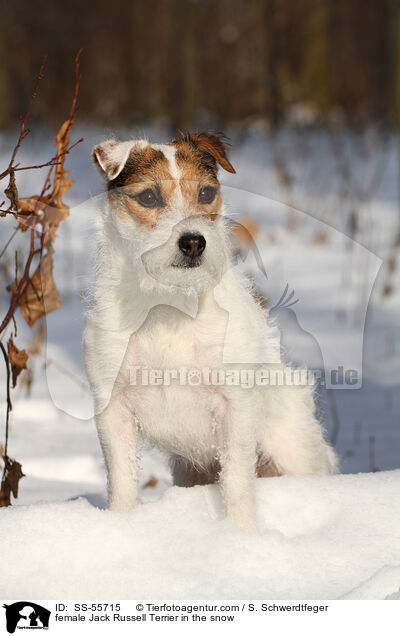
[3,603,51,633]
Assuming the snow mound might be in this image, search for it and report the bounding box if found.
[0,471,399,599]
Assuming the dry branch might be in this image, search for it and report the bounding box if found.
[0,51,82,506]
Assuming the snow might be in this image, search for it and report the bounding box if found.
[0,470,399,599]
[0,123,399,599]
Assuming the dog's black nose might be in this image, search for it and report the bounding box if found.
[178,233,206,258]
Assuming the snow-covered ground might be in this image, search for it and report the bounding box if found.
[1,471,400,599]
[0,123,399,599]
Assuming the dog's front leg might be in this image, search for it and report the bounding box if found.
[219,392,258,532]
[96,395,138,511]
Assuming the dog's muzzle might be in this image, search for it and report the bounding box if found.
[174,233,206,268]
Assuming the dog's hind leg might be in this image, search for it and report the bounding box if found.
[96,395,139,511]
[257,395,338,476]
[256,454,282,477]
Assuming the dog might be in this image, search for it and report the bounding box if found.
[83,132,338,532]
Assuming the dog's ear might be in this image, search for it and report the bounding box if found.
[189,133,236,174]
[92,139,134,181]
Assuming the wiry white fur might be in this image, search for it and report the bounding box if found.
[84,139,338,532]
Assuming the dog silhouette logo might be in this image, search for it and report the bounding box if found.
[3,602,50,633]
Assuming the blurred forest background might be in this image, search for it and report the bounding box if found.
[0,0,399,131]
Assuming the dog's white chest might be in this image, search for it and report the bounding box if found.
[133,292,229,369]
[123,294,229,461]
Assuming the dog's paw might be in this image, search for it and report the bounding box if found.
[108,496,137,512]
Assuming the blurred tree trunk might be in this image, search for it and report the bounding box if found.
[380,0,397,125]
[169,0,197,130]
[252,0,269,117]
[264,0,283,128]
[301,0,331,114]
[395,2,400,127]
[0,24,10,128]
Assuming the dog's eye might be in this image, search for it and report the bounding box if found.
[135,189,158,208]
[198,186,216,204]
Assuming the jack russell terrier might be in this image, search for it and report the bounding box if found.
[84,132,338,532]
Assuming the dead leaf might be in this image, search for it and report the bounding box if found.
[0,457,24,507]
[18,196,46,214]
[29,323,45,355]
[16,196,46,232]
[41,203,69,243]
[4,171,19,211]
[50,119,75,209]
[17,249,62,327]
[7,337,28,387]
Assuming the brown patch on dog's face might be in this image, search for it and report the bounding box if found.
[107,146,174,229]
[103,134,234,229]
[173,138,219,181]
[172,133,234,220]
[174,147,223,221]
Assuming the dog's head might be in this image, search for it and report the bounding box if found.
[93,133,235,294]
